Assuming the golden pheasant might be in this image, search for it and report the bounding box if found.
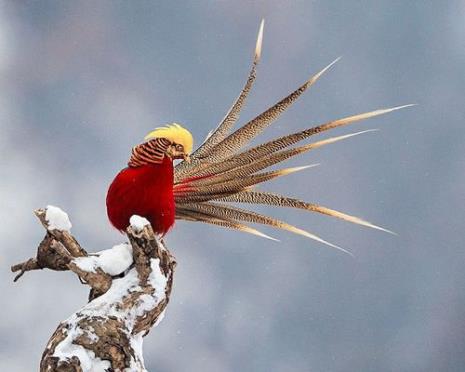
[106,20,411,254]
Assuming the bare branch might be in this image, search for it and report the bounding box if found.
[11,208,112,293]
[12,207,176,370]
[34,208,87,257]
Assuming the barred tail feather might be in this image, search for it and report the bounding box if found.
[176,165,317,198]
[216,191,395,234]
[176,208,279,241]
[185,129,377,184]
[176,20,265,179]
[178,203,352,255]
[202,57,340,163]
[172,21,412,254]
[194,20,264,158]
[176,58,341,182]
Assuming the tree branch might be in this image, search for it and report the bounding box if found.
[12,208,112,294]
[12,207,176,371]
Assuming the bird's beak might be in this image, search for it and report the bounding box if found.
[183,154,191,163]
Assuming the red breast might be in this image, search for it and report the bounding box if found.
[106,156,175,235]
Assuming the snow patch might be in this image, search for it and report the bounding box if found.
[130,215,150,232]
[73,243,133,276]
[73,257,98,273]
[149,258,168,295]
[96,244,133,275]
[128,332,146,372]
[80,263,167,330]
[46,205,72,231]
[53,318,111,372]
[135,294,157,316]
[83,328,99,343]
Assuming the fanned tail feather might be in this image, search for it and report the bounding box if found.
[175,105,411,183]
[176,20,265,178]
[183,129,377,185]
[201,57,340,163]
[176,207,278,241]
[175,57,341,182]
[176,203,352,255]
[215,191,395,234]
[172,21,413,254]
[175,165,317,199]
[195,20,264,157]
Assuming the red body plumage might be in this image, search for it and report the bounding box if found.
[106,157,175,235]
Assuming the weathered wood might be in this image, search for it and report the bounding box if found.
[12,207,176,371]
[12,209,113,295]
[35,208,87,257]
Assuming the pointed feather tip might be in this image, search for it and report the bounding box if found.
[253,230,280,241]
[254,19,265,62]
[366,104,416,119]
[308,234,353,257]
[311,206,397,236]
[368,223,397,235]
[292,226,353,257]
[382,103,417,113]
[231,222,280,241]
[310,129,379,147]
[281,164,320,175]
[331,128,380,141]
[346,216,397,235]
[344,128,380,136]
[278,222,352,256]
[308,56,342,84]
[332,103,416,128]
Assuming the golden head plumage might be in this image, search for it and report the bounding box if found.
[145,123,194,154]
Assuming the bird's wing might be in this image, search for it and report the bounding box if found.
[174,21,412,254]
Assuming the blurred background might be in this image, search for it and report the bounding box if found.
[1,1,464,371]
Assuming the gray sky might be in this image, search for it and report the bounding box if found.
[1,1,464,371]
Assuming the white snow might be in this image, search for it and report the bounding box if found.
[80,258,167,328]
[53,319,111,372]
[52,238,169,371]
[73,256,98,273]
[130,215,150,232]
[73,243,133,276]
[135,294,158,316]
[97,244,133,275]
[83,328,99,343]
[149,258,168,295]
[128,332,146,372]
[45,205,72,231]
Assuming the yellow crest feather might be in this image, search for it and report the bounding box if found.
[144,123,193,153]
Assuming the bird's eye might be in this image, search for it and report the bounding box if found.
[175,144,184,152]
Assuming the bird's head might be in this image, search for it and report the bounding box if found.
[144,123,193,162]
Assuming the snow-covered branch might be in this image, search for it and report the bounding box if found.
[11,206,176,371]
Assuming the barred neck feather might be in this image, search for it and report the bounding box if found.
[128,138,172,167]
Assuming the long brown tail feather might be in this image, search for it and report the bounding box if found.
[174,105,411,183]
[176,208,279,241]
[194,58,340,164]
[184,129,376,186]
[215,191,394,234]
[177,203,352,255]
[193,20,264,159]
[175,20,264,179]
[176,165,315,199]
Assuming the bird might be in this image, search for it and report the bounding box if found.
[106,20,411,255]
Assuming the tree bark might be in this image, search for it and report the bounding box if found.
[11,207,176,372]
